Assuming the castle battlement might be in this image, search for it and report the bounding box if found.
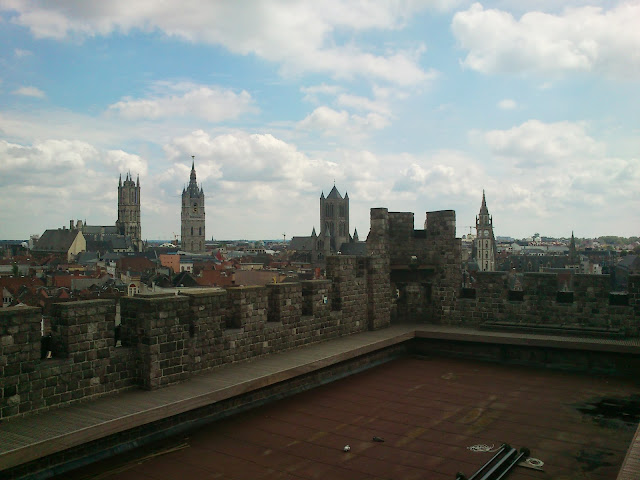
[0,255,390,419]
[1,207,638,423]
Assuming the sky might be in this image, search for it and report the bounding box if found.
[0,0,639,241]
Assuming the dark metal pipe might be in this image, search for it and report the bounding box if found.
[492,447,530,480]
[466,444,510,480]
[477,447,517,480]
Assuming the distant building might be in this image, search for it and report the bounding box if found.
[320,185,350,252]
[116,173,143,251]
[290,185,363,265]
[474,191,496,271]
[181,158,206,254]
[33,228,86,261]
[65,173,143,253]
[616,255,640,290]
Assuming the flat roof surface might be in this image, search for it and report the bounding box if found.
[61,356,639,480]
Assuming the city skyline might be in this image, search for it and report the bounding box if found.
[1,1,638,241]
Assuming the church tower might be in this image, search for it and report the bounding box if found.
[181,157,205,253]
[320,185,349,252]
[475,190,496,271]
[116,173,142,251]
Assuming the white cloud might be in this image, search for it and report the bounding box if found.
[14,48,32,57]
[300,84,343,103]
[452,2,640,78]
[108,82,255,122]
[2,1,438,86]
[12,85,45,98]
[336,93,390,115]
[163,130,326,187]
[497,99,517,110]
[297,106,390,137]
[393,150,486,197]
[0,138,150,235]
[484,119,604,167]
[298,107,350,131]
[478,119,640,219]
[104,150,148,176]
[0,139,94,173]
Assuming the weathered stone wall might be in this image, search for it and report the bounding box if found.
[0,301,138,419]
[122,296,191,390]
[326,256,369,334]
[1,256,388,420]
[452,272,639,335]
[366,206,637,335]
[0,306,40,418]
[367,208,461,323]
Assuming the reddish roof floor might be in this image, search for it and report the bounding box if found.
[61,357,639,480]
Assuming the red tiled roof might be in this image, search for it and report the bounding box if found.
[116,257,155,273]
[197,269,234,287]
[0,277,45,290]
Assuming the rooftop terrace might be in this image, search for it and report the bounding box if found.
[1,325,639,479]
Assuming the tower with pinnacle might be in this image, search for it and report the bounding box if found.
[116,172,143,251]
[320,185,349,251]
[181,157,205,253]
[475,190,496,272]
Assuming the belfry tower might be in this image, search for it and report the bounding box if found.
[475,190,496,271]
[181,157,205,253]
[116,173,143,251]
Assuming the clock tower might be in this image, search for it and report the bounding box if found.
[181,157,205,253]
[475,190,496,271]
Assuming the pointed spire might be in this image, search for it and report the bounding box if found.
[569,231,579,264]
[190,155,197,184]
[119,173,122,187]
[344,191,349,199]
[320,191,325,199]
[479,189,489,215]
[136,174,140,187]
[353,228,359,241]
[327,185,342,199]
[311,227,317,237]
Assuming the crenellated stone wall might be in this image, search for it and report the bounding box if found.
[2,205,636,423]
[453,271,640,335]
[0,301,138,419]
[366,207,638,336]
[366,208,461,323]
[0,256,390,420]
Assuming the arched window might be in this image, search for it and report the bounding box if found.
[191,227,194,236]
[199,227,202,235]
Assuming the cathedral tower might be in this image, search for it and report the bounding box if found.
[181,157,205,253]
[475,190,496,271]
[116,173,142,251]
[320,185,349,251]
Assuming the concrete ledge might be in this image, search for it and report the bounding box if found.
[414,324,640,354]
